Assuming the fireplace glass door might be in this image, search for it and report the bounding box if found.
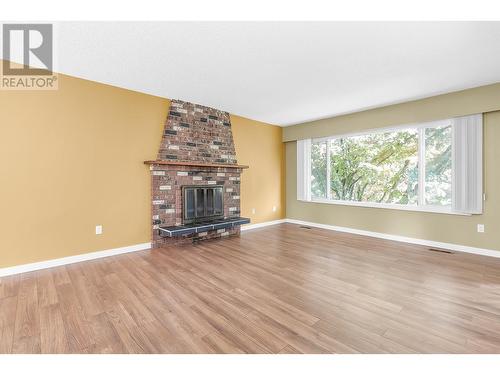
[183,185,224,224]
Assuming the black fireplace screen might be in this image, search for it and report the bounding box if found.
[183,185,224,224]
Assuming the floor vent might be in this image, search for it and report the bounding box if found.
[300,226,312,230]
[428,248,453,254]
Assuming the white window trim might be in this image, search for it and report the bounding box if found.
[309,197,469,216]
[452,114,483,214]
[311,119,452,144]
[417,127,426,206]
[296,139,312,201]
[304,116,481,215]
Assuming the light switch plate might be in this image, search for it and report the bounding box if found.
[477,224,485,233]
[96,225,103,235]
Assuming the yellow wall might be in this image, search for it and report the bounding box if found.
[284,84,500,252]
[231,115,285,223]
[0,71,284,269]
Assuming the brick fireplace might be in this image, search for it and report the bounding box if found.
[145,100,249,248]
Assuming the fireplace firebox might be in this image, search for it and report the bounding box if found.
[183,185,224,224]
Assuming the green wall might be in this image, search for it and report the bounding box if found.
[284,84,500,251]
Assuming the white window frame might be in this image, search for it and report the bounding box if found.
[308,118,467,216]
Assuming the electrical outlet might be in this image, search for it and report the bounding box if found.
[272,206,277,212]
[477,224,485,233]
[96,225,103,235]
[252,208,256,215]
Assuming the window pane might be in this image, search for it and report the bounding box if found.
[185,189,195,219]
[214,187,223,215]
[196,189,205,217]
[425,125,452,206]
[329,129,418,204]
[206,188,214,216]
[311,142,327,199]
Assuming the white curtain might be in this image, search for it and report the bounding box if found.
[297,139,312,201]
[452,114,483,214]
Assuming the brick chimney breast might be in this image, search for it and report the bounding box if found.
[157,100,237,164]
[149,100,245,248]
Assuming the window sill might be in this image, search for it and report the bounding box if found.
[303,198,471,216]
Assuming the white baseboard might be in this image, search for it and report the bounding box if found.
[285,218,500,258]
[0,219,286,277]
[2,217,498,278]
[241,219,287,231]
[0,242,151,278]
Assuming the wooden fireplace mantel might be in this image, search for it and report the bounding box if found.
[144,160,249,169]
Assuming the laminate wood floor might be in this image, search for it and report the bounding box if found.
[1,223,500,353]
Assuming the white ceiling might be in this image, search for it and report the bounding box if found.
[7,22,500,125]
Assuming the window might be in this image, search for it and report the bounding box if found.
[311,142,327,198]
[312,127,421,205]
[424,125,452,206]
[298,114,483,215]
